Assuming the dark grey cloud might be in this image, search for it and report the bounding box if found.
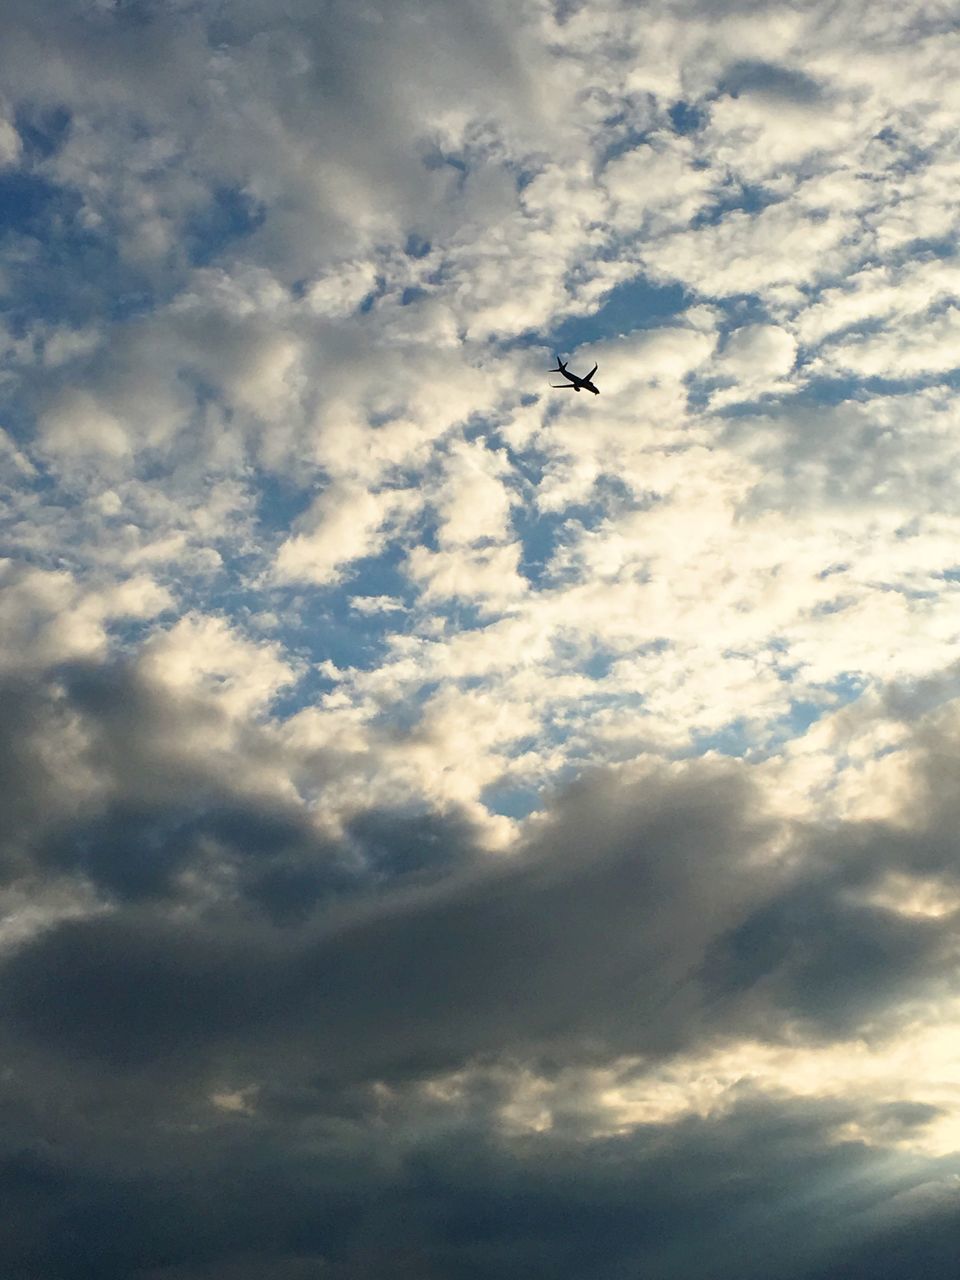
[720,59,824,105]
[0,664,954,1130]
[805,1203,960,1280]
[702,855,955,1036]
[0,682,772,1086]
[0,1083,953,1280]
[1,652,960,1276]
[5,656,482,913]
[0,668,96,882]
[3,656,960,1084]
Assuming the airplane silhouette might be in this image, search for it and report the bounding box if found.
[549,356,599,394]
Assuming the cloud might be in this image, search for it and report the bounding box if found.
[3,656,959,1087]
[6,0,960,1274]
[647,200,859,298]
[0,561,172,673]
[407,541,529,611]
[604,134,716,234]
[434,439,516,547]
[273,485,417,586]
[0,111,20,168]
[138,613,298,714]
[1,666,960,1275]
[814,305,960,379]
[718,323,796,378]
[708,322,797,405]
[349,593,405,615]
[792,260,960,347]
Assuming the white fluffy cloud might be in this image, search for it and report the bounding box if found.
[273,484,417,586]
[0,561,172,673]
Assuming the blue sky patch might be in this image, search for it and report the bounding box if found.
[548,276,688,349]
[186,186,265,266]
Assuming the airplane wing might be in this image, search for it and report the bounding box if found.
[550,383,576,388]
[586,363,597,380]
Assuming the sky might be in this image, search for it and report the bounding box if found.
[2,0,960,1275]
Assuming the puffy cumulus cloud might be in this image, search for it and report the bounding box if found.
[138,612,298,716]
[297,392,960,791]
[728,387,960,519]
[304,259,379,319]
[0,0,568,294]
[434,439,516,547]
[703,71,862,179]
[708,322,798,407]
[599,321,718,391]
[647,199,860,299]
[373,437,531,617]
[0,560,172,673]
[604,133,717,235]
[348,593,405,616]
[529,321,717,510]
[406,540,530,612]
[792,259,960,347]
[273,484,417,587]
[814,305,960,379]
[716,323,796,378]
[31,305,213,473]
[758,668,960,828]
[441,162,614,340]
[37,388,133,461]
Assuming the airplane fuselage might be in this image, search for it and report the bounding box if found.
[550,358,600,395]
[560,372,599,395]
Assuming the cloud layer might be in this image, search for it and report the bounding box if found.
[2,0,960,1275]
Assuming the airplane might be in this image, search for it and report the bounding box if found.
[549,355,599,395]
